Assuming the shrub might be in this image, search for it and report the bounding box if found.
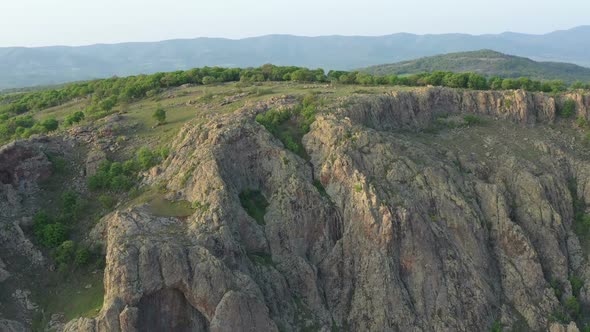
[202,76,216,85]
[98,194,116,209]
[354,184,363,193]
[33,210,52,239]
[561,99,576,118]
[550,278,563,299]
[576,116,588,128]
[463,114,482,126]
[41,118,59,132]
[490,320,503,332]
[153,106,166,125]
[64,111,85,126]
[41,223,67,247]
[565,296,580,318]
[88,160,135,192]
[74,247,91,266]
[137,147,157,170]
[61,191,81,218]
[239,189,268,225]
[570,276,584,297]
[54,240,76,265]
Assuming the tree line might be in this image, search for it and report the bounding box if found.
[1,64,589,143]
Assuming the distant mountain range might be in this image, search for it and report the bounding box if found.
[1,26,590,90]
[362,50,590,83]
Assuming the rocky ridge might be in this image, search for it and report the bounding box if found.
[3,87,590,331]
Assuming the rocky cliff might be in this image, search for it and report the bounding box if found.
[6,87,590,331]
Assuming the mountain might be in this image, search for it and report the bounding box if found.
[2,78,590,331]
[1,26,590,90]
[362,49,590,83]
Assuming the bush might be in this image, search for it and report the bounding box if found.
[561,99,576,118]
[41,118,59,132]
[41,223,68,247]
[61,191,81,219]
[202,76,216,85]
[98,194,116,209]
[565,296,580,318]
[33,210,52,239]
[64,111,85,126]
[463,114,482,126]
[54,240,76,265]
[570,276,584,297]
[137,147,157,170]
[239,189,269,225]
[153,106,166,125]
[88,160,136,192]
[490,320,503,332]
[74,247,91,266]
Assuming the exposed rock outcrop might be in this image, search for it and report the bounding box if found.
[54,88,590,331]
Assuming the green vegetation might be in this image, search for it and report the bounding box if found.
[570,276,584,297]
[153,105,166,125]
[256,94,318,158]
[565,296,580,318]
[363,50,590,84]
[34,271,104,327]
[550,278,563,299]
[313,179,329,198]
[2,63,587,145]
[463,114,483,126]
[88,146,166,192]
[191,200,211,213]
[248,252,274,266]
[32,191,83,248]
[354,183,363,193]
[490,320,503,332]
[147,197,195,217]
[239,189,268,225]
[560,99,577,118]
[88,160,135,192]
[32,191,98,274]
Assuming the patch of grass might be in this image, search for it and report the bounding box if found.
[255,94,319,159]
[33,270,104,329]
[354,183,363,193]
[239,189,268,225]
[490,320,503,332]
[248,252,274,266]
[313,179,329,198]
[147,197,195,217]
[463,114,483,126]
[570,276,584,297]
[566,296,580,319]
[550,278,564,299]
[191,200,210,212]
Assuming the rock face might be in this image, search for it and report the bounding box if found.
[0,139,55,327]
[59,87,590,331]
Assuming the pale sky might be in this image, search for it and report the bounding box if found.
[1,0,589,47]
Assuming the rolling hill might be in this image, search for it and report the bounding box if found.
[361,50,590,83]
[1,26,590,90]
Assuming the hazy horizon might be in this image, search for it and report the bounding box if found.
[2,0,589,47]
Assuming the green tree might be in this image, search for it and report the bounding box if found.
[561,99,576,118]
[153,106,166,125]
[202,76,216,85]
[75,247,91,266]
[136,147,157,170]
[41,118,59,132]
[467,74,488,90]
[41,223,67,247]
[54,240,76,265]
